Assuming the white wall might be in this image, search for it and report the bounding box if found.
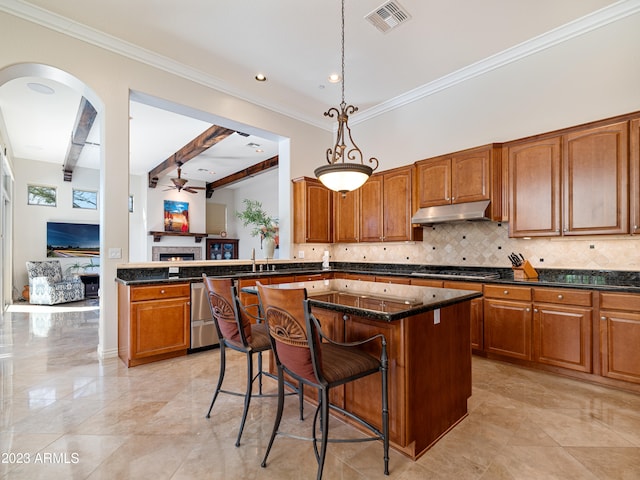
[13,159,99,290]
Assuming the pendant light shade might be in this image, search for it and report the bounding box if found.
[315,0,379,195]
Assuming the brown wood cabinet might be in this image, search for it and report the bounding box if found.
[630,118,640,235]
[293,177,332,243]
[313,300,472,459]
[359,166,422,242]
[206,238,239,260]
[508,136,562,237]
[117,282,191,367]
[508,120,629,237]
[563,121,628,235]
[483,285,532,361]
[444,281,484,352]
[532,287,593,373]
[599,292,640,384]
[333,189,359,242]
[415,144,502,220]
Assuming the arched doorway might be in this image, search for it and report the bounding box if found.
[0,62,104,340]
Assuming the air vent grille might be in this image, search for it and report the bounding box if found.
[365,1,412,33]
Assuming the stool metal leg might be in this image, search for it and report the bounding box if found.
[206,343,226,418]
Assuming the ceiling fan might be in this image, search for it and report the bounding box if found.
[163,163,206,194]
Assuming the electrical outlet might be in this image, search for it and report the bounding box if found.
[434,309,441,325]
[298,251,304,259]
[169,266,179,274]
[108,247,122,259]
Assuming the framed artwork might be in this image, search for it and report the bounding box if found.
[72,189,98,209]
[164,200,189,233]
[28,185,57,206]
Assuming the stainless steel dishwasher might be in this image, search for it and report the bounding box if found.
[190,282,219,352]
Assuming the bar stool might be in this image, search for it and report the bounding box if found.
[202,275,303,447]
[257,282,389,479]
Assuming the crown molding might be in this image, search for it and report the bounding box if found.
[2,0,639,130]
[353,0,640,125]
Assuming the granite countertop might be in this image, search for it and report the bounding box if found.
[243,279,484,322]
[115,261,640,293]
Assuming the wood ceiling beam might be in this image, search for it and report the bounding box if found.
[62,97,97,182]
[148,125,236,188]
[205,155,279,198]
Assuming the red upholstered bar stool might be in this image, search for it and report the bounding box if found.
[257,282,389,479]
[202,275,303,447]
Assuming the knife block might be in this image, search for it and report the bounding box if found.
[512,260,538,280]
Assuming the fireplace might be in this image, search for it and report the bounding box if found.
[159,253,195,262]
[152,246,202,262]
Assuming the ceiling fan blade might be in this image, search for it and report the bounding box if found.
[183,187,199,194]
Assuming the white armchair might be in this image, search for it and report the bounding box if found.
[26,260,85,305]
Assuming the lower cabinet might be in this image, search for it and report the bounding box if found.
[532,288,593,373]
[483,285,533,361]
[118,282,191,367]
[599,292,640,384]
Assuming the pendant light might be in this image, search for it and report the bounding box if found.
[315,0,379,196]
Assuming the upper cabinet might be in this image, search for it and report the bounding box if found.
[415,144,503,220]
[509,120,629,237]
[629,118,640,235]
[508,136,562,237]
[334,189,360,243]
[359,166,422,242]
[293,177,332,243]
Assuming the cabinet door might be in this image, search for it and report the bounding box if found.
[563,121,629,235]
[334,189,359,242]
[630,118,640,235]
[293,177,332,243]
[508,137,561,237]
[451,148,490,204]
[533,304,592,372]
[382,166,414,241]
[600,310,640,384]
[416,157,451,207]
[483,299,532,360]
[359,174,384,242]
[130,297,190,359]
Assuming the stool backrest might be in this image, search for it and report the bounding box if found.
[203,276,251,345]
[257,282,322,384]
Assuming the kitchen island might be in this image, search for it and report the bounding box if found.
[246,278,483,460]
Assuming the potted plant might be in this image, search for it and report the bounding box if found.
[235,199,278,258]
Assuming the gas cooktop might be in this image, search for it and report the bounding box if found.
[411,270,501,280]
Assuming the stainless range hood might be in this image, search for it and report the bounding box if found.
[411,200,491,225]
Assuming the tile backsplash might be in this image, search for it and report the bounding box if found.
[295,222,640,271]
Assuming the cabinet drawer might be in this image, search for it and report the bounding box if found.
[375,276,411,285]
[600,292,640,311]
[534,288,592,306]
[443,281,483,292]
[131,283,190,301]
[484,284,531,301]
[295,273,333,282]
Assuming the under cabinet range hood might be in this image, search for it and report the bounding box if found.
[411,200,491,225]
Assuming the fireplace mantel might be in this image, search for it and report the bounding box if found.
[149,231,208,243]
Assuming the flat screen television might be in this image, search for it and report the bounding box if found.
[46,222,100,258]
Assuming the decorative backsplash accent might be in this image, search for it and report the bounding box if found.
[294,222,640,271]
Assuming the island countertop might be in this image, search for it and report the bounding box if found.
[242,278,483,322]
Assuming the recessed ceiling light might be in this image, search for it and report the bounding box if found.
[255,73,267,82]
[27,82,55,95]
[328,73,341,84]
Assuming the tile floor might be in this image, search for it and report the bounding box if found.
[1,300,640,479]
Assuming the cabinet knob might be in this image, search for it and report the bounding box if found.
[342,314,349,321]
[534,308,538,313]
[503,290,509,295]
[525,308,530,312]
[557,294,563,299]
[160,289,165,294]
[601,316,606,321]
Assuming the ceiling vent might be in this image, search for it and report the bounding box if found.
[365,1,412,33]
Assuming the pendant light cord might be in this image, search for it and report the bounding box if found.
[341,0,345,106]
